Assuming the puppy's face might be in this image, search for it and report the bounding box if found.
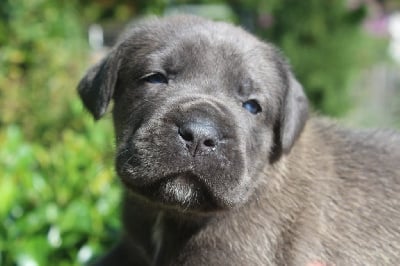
[78,16,308,214]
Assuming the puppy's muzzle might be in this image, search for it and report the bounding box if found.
[117,99,243,210]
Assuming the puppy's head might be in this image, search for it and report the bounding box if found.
[78,15,308,214]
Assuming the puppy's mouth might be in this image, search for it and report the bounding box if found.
[121,172,218,212]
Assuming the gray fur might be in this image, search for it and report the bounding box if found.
[77,15,400,266]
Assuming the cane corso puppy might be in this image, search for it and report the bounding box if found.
[78,15,400,266]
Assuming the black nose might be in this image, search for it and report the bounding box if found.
[178,120,220,156]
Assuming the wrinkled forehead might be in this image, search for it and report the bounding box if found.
[119,17,286,89]
[152,36,250,78]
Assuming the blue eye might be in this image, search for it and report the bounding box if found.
[242,99,262,114]
[142,72,168,84]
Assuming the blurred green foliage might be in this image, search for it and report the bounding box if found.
[0,0,383,265]
[1,0,87,142]
[257,0,371,115]
[0,123,119,266]
[0,0,119,265]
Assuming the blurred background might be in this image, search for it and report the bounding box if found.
[0,0,399,265]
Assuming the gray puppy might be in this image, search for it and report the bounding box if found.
[78,15,400,266]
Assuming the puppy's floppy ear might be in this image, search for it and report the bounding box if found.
[77,49,121,120]
[279,72,309,154]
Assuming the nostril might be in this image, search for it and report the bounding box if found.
[178,127,194,142]
[203,139,216,147]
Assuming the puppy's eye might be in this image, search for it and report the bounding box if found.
[142,72,168,84]
[242,99,262,114]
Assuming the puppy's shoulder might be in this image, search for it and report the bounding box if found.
[307,116,400,154]
[305,116,400,194]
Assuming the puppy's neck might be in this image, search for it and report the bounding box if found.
[122,192,208,264]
